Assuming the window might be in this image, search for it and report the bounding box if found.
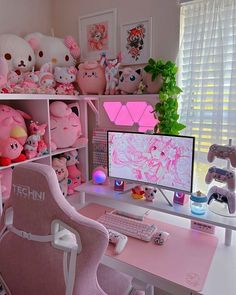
[178,0,236,190]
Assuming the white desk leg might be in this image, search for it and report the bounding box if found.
[146,285,154,295]
[79,191,86,205]
[131,279,154,295]
[225,228,232,246]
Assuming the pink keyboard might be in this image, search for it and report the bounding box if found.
[97,212,157,241]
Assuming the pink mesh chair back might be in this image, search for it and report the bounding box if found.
[0,162,109,295]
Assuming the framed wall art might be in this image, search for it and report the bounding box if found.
[120,17,152,65]
[78,9,117,61]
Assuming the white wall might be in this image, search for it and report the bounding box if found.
[52,0,180,61]
[0,0,53,36]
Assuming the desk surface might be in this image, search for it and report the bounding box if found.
[79,202,218,295]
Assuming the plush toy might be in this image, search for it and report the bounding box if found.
[77,60,106,95]
[144,186,158,202]
[38,63,56,93]
[29,120,48,156]
[0,137,26,166]
[24,134,40,159]
[64,150,82,195]
[0,34,35,73]
[131,185,145,199]
[101,53,121,95]
[54,66,77,95]
[0,104,31,145]
[24,33,80,70]
[50,101,84,151]
[0,56,8,87]
[116,68,142,94]
[52,157,68,197]
[0,168,13,201]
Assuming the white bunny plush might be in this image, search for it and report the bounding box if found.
[24,33,80,70]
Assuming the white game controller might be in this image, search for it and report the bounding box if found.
[108,229,128,254]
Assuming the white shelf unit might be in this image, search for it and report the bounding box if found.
[0,94,99,213]
[75,181,236,241]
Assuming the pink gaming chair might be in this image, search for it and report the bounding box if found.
[0,163,145,295]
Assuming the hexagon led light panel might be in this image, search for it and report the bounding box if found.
[103,101,156,131]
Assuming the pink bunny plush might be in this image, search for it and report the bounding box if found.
[52,157,68,197]
[64,150,82,195]
[54,66,78,95]
[38,63,56,94]
[50,101,83,151]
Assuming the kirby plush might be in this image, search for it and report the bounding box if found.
[77,60,106,95]
[116,68,142,94]
[0,138,26,166]
[50,101,82,151]
[0,104,31,145]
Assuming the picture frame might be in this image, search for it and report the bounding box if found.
[78,9,117,61]
[120,17,152,65]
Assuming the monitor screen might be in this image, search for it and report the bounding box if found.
[107,131,195,193]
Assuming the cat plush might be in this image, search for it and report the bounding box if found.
[24,33,80,70]
[54,66,77,95]
[116,67,142,94]
[0,34,35,73]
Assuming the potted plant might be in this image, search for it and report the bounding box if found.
[144,58,186,135]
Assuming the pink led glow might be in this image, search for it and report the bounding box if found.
[126,102,147,122]
[103,101,157,129]
[115,105,134,126]
[139,105,157,126]
[103,102,122,122]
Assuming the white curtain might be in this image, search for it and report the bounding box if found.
[178,0,236,190]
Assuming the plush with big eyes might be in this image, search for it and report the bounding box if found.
[0,34,35,73]
[116,67,142,94]
[24,33,80,70]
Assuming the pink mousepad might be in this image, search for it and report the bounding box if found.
[79,203,218,292]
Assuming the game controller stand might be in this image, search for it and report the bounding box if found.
[206,139,236,246]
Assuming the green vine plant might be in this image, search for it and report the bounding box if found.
[144,58,186,135]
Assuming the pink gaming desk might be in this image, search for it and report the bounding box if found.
[79,203,218,295]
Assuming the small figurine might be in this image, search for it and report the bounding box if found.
[144,186,158,202]
[131,185,145,199]
[24,134,40,159]
[102,53,121,95]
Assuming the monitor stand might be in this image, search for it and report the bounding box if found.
[157,187,173,207]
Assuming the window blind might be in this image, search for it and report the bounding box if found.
[178,0,236,163]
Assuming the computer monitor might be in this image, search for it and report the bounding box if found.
[107,131,195,194]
